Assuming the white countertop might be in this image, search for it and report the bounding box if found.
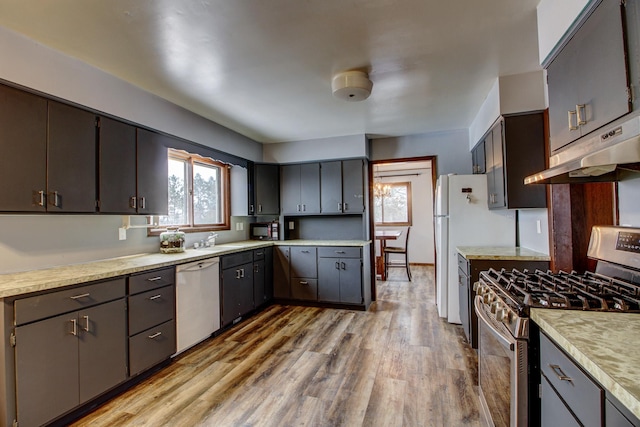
[532,309,640,420]
[457,246,550,261]
[0,240,371,298]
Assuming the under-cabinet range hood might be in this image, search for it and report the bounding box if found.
[525,113,640,185]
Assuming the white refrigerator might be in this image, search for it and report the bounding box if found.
[434,174,515,324]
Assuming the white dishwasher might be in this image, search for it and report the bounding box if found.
[175,258,220,355]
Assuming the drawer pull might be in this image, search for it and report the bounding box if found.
[148,332,162,339]
[300,281,309,285]
[549,364,573,384]
[70,293,91,300]
[147,276,163,282]
[147,294,162,301]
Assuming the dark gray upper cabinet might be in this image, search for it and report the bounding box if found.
[47,101,97,213]
[486,113,547,210]
[0,85,98,213]
[547,0,630,153]
[471,140,486,174]
[99,122,168,215]
[99,117,137,214]
[320,159,365,214]
[281,163,320,214]
[251,163,279,215]
[136,128,168,215]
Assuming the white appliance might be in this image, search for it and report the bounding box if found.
[175,258,220,354]
[434,174,515,324]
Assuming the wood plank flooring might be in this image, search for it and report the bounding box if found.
[71,266,481,427]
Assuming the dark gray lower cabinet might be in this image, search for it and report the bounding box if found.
[128,320,175,377]
[253,247,273,307]
[541,375,581,427]
[318,247,363,304]
[15,297,127,427]
[274,246,291,298]
[221,252,255,326]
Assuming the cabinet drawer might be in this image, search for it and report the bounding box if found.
[291,278,318,300]
[222,251,254,269]
[129,267,175,295]
[129,319,176,376]
[290,247,317,278]
[317,247,361,258]
[15,278,126,326]
[253,248,266,261]
[457,254,469,275]
[128,285,175,336]
[540,333,602,427]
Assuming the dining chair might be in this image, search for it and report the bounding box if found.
[383,226,411,281]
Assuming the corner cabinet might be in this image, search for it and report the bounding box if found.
[320,160,365,214]
[0,85,97,213]
[547,0,631,153]
[99,119,168,215]
[281,163,321,214]
[485,112,547,210]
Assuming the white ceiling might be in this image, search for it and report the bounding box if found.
[0,0,542,143]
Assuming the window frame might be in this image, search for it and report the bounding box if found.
[149,148,231,235]
[374,181,413,226]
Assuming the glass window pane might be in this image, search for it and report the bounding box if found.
[373,195,383,223]
[383,186,408,223]
[160,158,188,226]
[193,162,221,225]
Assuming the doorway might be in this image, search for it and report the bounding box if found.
[369,156,437,299]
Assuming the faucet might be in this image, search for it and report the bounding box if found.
[206,233,218,247]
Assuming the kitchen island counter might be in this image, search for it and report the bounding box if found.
[532,308,640,420]
[457,246,550,261]
[0,240,370,298]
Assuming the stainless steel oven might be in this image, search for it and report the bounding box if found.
[475,295,530,427]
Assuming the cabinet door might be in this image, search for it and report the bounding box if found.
[281,164,301,214]
[575,0,630,137]
[339,258,362,303]
[342,159,365,213]
[458,268,470,343]
[488,122,505,209]
[264,247,274,302]
[78,299,127,403]
[99,117,137,213]
[548,43,580,152]
[253,259,266,307]
[299,163,320,213]
[318,258,341,302]
[273,246,291,298]
[136,128,169,215]
[320,161,343,214]
[221,268,241,325]
[238,262,254,316]
[15,312,80,427]
[472,141,485,174]
[254,164,280,215]
[541,375,581,427]
[47,101,97,213]
[0,84,47,212]
[290,247,318,278]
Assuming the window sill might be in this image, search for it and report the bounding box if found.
[148,224,230,237]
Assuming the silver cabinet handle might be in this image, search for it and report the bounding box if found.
[254,265,259,273]
[70,293,91,300]
[335,251,346,254]
[343,202,348,211]
[240,268,245,278]
[576,104,587,125]
[249,204,254,214]
[549,364,573,384]
[148,332,162,339]
[235,269,241,279]
[34,190,45,207]
[49,191,60,207]
[341,262,346,270]
[148,294,162,301]
[338,202,342,211]
[258,204,262,213]
[147,276,163,282]
[139,197,146,210]
[300,281,309,285]
[302,204,306,211]
[70,319,78,336]
[297,204,301,212]
[129,196,137,209]
[335,261,340,269]
[301,250,310,253]
[82,315,90,332]
[568,110,578,130]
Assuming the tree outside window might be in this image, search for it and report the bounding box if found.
[374,182,412,226]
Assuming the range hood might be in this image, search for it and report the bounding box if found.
[525,114,640,184]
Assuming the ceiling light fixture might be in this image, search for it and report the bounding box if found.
[331,70,373,101]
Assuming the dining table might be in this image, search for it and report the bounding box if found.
[375,229,402,281]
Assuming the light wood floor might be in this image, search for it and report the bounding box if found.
[72,266,481,427]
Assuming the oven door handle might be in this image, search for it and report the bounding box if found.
[474,296,516,351]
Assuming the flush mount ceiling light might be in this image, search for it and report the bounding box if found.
[331,70,373,101]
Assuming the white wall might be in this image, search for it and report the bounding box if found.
[517,209,550,254]
[0,26,259,274]
[537,0,591,64]
[370,130,471,175]
[375,169,434,264]
[469,79,500,149]
[263,134,367,163]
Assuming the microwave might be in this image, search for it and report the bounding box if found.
[250,222,279,240]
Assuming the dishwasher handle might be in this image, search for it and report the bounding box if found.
[176,258,220,273]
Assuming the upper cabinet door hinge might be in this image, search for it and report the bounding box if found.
[10,332,16,347]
